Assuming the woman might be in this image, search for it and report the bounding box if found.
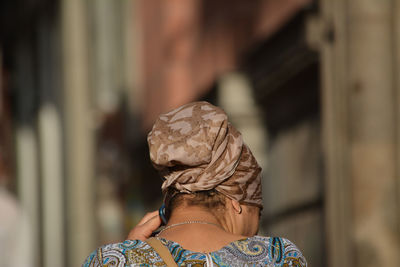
[83,101,307,266]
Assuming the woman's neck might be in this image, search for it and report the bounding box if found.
[167,206,222,226]
[157,206,244,252]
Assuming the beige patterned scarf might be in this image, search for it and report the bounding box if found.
[147,101,263,208]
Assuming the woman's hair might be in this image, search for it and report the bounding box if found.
[164,187,226,220]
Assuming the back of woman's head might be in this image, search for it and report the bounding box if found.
[148,101,263,209]
[164,188,225,217]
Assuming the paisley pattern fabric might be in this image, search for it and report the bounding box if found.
[82,236,307,267]
[147,101,263,207]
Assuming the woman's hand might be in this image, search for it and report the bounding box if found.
[126,211,162,241]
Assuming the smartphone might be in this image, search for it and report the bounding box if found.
[159,203,168,225]
[151,204,168,237]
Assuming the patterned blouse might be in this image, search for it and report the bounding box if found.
[82,236,307,266]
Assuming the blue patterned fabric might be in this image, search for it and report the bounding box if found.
[82,236,307,266]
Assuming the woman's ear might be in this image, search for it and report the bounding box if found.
[231,199,242,214]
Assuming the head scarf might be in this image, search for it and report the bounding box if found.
[147,101,263,208]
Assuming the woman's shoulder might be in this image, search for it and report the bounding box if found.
[217,235,307,266]
[82,236,308,267]
[82,239,163,266]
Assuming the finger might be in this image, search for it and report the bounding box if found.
[142,214,162,230]
[137,214,162,237]
[127,228,143,240]
[137,211,159,226]
[127,215,162,240]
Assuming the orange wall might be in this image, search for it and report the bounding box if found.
[137,0,312,129]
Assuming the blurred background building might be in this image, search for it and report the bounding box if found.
[0,0,399,266]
